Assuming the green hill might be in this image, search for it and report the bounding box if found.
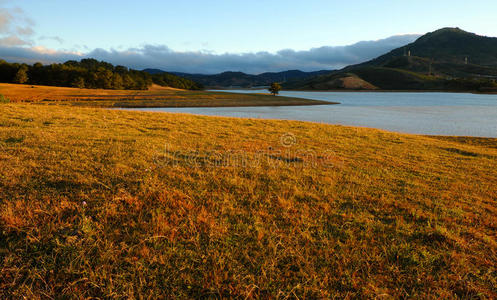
[368,27,497,66]
[285,28,497,91]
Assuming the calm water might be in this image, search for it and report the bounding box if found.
[130,90,497,137]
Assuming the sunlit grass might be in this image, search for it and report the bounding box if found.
[0,103,496,298]
[0,83,332,107]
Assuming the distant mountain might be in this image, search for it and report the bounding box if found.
[143,68,168,75]
[285,28,497,91]
[366,27,497,67]
[144,69,331,88]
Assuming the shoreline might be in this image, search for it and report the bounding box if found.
[212,87,497,95]
[117,108,497,139]
[105,101,337,109]
[286,89,497,95]
[0,83,336,108]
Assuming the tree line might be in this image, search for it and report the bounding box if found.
[0,58,203,90]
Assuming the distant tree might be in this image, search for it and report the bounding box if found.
[72,77,86,89]
[115,65,128,74]
[80,58,100,70]
[268,82,282,96]
[63,60,79,67]
[0,60,16,82]
[122,74,135,89]
[112,73,124,90]
[14,65,29,84]
[96,68,113,89]
[134,77,149,90]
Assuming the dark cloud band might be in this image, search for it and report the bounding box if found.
[0,34,419,74]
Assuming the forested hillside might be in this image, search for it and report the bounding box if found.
[145,69,331,88]
[0,59,203,90]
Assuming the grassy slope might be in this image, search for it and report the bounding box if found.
[285,67,446,91]
[0,83,333,107]
[1,104,496,298]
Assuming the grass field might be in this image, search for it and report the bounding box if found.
[0,102,496,298]
[0,83,333,108]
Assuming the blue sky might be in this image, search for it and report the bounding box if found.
[1,0,497,73]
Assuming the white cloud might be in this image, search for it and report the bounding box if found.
[16,25,33,36]
[0,45,82,64]
[0,1,421,73]
[86,34,421,73]
[0,34,420,73]
[38,35,64,44]
[0,8,12,33]
[0,34,28,46]
[0,5,33,46]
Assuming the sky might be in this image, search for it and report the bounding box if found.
[1,0,497,73]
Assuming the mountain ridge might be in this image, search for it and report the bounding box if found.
[284,28,497,91]
[143,69,332,88]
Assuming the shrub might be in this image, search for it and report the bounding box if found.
[0,94,10,103]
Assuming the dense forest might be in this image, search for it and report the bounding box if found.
[0,59,203,90]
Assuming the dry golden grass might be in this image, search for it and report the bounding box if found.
[0,103,496,298]
[0,83,332,108]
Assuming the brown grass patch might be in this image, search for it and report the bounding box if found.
[0,83,333,108]
[0,104,496,298]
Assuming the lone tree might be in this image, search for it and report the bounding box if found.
[268,82,282,96]
[14,65,29,84]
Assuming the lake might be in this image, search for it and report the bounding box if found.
[129,90,497,137]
